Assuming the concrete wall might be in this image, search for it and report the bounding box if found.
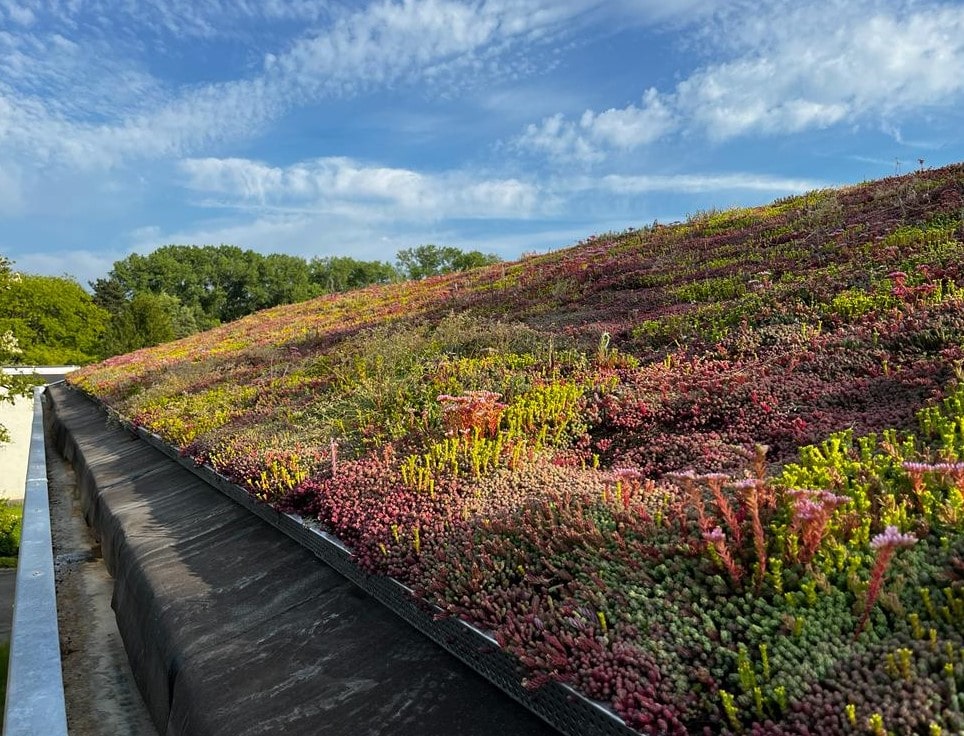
[0,365,77,501]
[0,369,77,501]
[0,395,32,501]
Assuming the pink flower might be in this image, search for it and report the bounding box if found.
[901,461,932,474]
[817,491,850,508]
[789,488,849,509]
[932,462,964,475]
[793,499,823,522]
[857,526,918,637]
[612,467,643,481]
[870,526,917,550]
[703,526,726,543]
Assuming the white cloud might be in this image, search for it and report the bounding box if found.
[179,156,543,220]
[588,172,826,195]
[517,114,602,164]
[457,179,541,215]
[271,0,601,101]
[674,4,964,140]
[0,0,607,175]
[126,210,425,265]
[7,0,961,286]
[592,0,736,29]
[179,155,830,236]
[0,19,278,171]
[10,0,333,40]
[517,88,676,164]
[515,1,964,161]
[7,0,880,180]
[0,1,36,26]
[580,90,676,149]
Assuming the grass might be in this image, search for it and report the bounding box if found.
[0,499,19,728]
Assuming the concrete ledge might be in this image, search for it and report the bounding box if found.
[1,367,80,376]
[1,368,77,500]
[3,387,69,736]
[45,383,557,736]
[0,394,32,501]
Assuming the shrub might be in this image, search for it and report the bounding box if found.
[0,501,22,559]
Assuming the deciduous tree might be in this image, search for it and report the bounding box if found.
[93,245,319,328]
[0,256,36,443]
[99,292,192,355]
[308,256,399,293]
[0,273,109,365]
[395,244,500,280]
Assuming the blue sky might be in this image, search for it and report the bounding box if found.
[2,0,964,286]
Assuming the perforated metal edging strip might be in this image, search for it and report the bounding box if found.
[116,413,640,736]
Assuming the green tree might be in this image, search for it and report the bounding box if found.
[158,293,200,339]
[97,245,236,326]
[100,292,184,355]
[90,276,128,314]
[395,244,500,280]
[94,244,319,328]
[221,252,320,321]
[0,274,109,365]
[449,249,502,271]
[260,253,320,306]
[0,256,37,444]
[308,256,399,293]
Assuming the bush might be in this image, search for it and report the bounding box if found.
[0,501,22,558]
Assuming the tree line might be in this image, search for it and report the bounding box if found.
[0,244,501,364]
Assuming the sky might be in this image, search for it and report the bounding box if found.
[2,0,964,287]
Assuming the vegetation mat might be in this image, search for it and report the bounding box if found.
[69,164,964,735]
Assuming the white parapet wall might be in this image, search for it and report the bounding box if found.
[0,368,78,501]
[3,385,69,736]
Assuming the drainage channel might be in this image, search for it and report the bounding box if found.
[45,404,158,736]
[4,384,157,735]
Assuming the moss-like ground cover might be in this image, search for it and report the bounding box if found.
[70,165,964,734]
